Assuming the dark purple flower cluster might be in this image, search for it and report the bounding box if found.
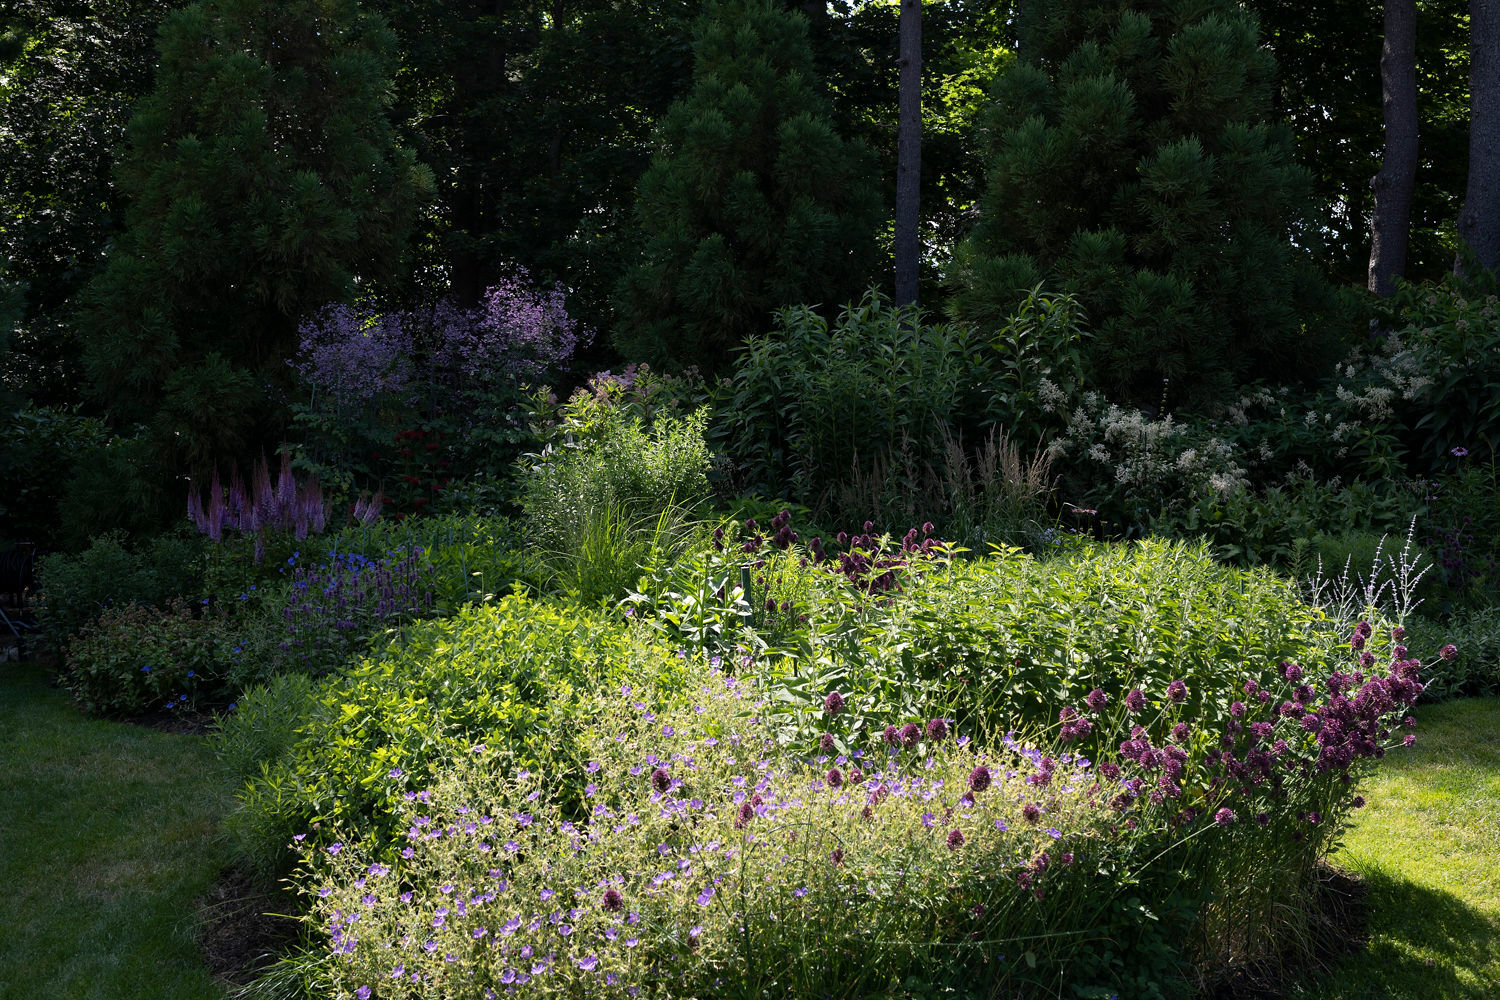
[280,548,435,673]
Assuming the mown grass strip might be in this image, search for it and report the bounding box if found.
[1297,697,1500,1000]
[0,661,231,1000]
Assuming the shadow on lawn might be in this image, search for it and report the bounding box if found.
[1294,865,1500,1000]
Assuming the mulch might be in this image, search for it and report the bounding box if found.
[1206,863,1370,1000]
[194,865,304,987]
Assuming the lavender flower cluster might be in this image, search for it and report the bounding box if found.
[296,272,587,411]
[187,453,381,563]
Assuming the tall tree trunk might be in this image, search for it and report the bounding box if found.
[895,0,921,306]
[1458,0,1500,274]
[1369,0,1418,295]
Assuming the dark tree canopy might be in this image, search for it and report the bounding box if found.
[78,0,432,466]
[0,0,185,404]
[952,0,1338,409]
[612,0,882,372]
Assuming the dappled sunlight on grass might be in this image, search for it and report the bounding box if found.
[1296,697,1500,1000]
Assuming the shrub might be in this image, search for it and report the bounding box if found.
[289,272,586,514]
[0,404,109,546]
[520,372,713,590]
[62,599,231,716]
[1407,607,1500,700]
[218,596,695,879]
[34,530,206,655]
[292,620,1429,998]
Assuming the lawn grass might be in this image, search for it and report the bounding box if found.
[0,660,232,1000]
[1296,696,1500,1000]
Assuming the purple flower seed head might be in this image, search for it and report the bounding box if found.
[925,718,948,741]
[650,767,671,793]
[1126,688,1147,713]
[602,889,624,912]
[1215,808,1236,826]
[1441,644,1458,661]
[1168,680,1188,704]
[826,767,843,789]
[823,691,845,715]
[900,723,921,748]
[968,765,992,793]
[819,733,835,753]
[882,725,900,748]
[946,829,965,850]
[1085,688,1108,712]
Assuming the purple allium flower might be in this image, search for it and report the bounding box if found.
[900,723,922,748]
[1085,688,1108,712]
[1404,733,1416,747]
[1215,808,1236,826]
[1284,662,1303,682]
[1392,625,1406,641]
[602,888,624,912]
[1168,680,1188,703]
[1352,795,1366,808]
[1099,761,1121,781]
[830,848,845,866]
[968,765,992,793]
[1356,620,1373,639]
[819,733,835,753]
[947,829,965,850]
[925,718,948,741]
[1351,632,1366,651]
[1125,688,1147,713]
[1230,701,1246,718]
[1171,722,1190,743]
[882,725,901,748]
[650,767,671,792]
[825,767,843,789]
[1255,812,1270,826]
[824,691,845,715]
[1022,803,1041,824]
[1441,643,1458,661]
[736,802,754,827]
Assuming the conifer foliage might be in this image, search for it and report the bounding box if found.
[952,0,1329,408]
[613,0,882,372]
[79,0,431,464]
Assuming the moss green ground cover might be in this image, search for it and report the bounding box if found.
[1300,697,1500,1000]
[0,661,230,1000]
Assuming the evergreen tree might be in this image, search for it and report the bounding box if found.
[952,0,1334,409]
[613,0,881,371]
[78,0,431,466]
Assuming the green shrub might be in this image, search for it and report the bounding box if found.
[1407,607,1500,700]
[219,595,696,879]
[34,531,206,655]
[61,599,231,716]
[520,371,713,601]
[0,404,109,546]
[292,610,1428,998]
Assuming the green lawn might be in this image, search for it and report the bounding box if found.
[0,661,231,1000]
[1297,697,1500,1000]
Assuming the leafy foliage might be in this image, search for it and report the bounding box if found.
[952,0,1338,408]
[613,0,881,370]
[77,0,432,468]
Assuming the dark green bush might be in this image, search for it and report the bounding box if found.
[217,595,696,879]
[0,404,109,546]
[34,531,206,655]
[62,599,231,716]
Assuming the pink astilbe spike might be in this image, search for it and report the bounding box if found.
[307,478,327,534]
[206,467,227,543]
[276,452,297,523]
[253,456,277,529]
[187,483,207,534]
[225,470,248,532]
